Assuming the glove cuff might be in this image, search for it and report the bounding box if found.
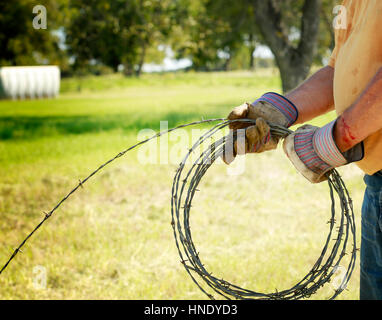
[313,120,347,168]
[342,141,364,163]
[283,126,331,183]
[254,92,298,128]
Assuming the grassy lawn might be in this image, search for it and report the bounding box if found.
[0,70,365,299]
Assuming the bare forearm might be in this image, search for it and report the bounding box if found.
[334,67,382,152]
[286,66,335,124]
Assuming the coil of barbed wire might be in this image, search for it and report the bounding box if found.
[171,119,357,300]
[0,118,357,300]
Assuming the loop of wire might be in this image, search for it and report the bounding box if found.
[0,118,356,300]
[170,119,357,300]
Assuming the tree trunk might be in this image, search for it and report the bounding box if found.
[123,62,134,76]
[321,6,335,50]
[135,42,146,77]
[112,63,119,73]
[248,33,256,70]
[277,55,311,93]
[252,0,321,93]
[223,56,232,71]
[249,48,256,70]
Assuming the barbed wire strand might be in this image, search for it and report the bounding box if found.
[0,118,356,300]
[169,119,356,300]
[0,118,225,275]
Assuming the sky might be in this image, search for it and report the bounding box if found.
[53,29,275,73]
[142,45,274,73]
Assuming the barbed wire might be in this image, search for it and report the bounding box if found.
[0,118,357,300]
[171,119,357,300]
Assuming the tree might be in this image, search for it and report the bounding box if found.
[205,1,259,71]
[171,0,259,72]
[0,0,62,66]
[251,0,322,92]
[314,0,337,65]
[66,0,174,76]
[170,0,226,71]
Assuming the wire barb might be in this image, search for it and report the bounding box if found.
[171,119,356,301]
[0,118,357,301]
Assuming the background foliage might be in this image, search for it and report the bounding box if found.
[1,0,339,90]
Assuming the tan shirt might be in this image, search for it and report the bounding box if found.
[328,0,382,175]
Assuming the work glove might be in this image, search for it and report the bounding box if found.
[223,92,298,164]
[283,120,364,183]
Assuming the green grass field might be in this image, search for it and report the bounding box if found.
[0,70,365,299]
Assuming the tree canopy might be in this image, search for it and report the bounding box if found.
[0,0,339,90]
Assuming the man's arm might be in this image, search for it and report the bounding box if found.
[286,66,335,124]
[223,65,335,164]
[334,67,382,152]
[283,67,382,184]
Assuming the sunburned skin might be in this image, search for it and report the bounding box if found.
[286,66,335,124]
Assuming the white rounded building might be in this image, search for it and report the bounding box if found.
[0,66,60,100]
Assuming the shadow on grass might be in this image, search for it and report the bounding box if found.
[0,110,225,140]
